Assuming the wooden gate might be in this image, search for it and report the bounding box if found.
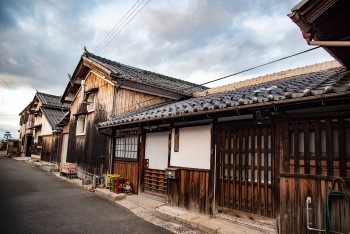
[218,122,275,217]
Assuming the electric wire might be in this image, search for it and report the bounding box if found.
[106,46,323,116]
[199,46,321,86]
[93,0,142,53]
[96,0,151,53]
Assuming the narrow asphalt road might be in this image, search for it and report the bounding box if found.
[0,156,171,234]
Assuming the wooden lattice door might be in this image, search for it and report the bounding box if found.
[218,123,275,218]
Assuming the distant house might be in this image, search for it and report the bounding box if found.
[19,103,31,156]
[20,92,70,161]
[59,49,205,183]
[6,138,20,156]
[97,59,350,232]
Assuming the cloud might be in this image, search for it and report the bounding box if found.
[0,0,335,133]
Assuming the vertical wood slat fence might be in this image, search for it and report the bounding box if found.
[279,117,350,233]
[218,124,275,218]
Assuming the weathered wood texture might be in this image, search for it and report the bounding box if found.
[167,169,211,214]
[144,169,167,197]
[66,72,111,174]
[113,161,139,194]
[115,88,168,115]
[41,135,53,162]
[50,134,62,163]
[278,117,350,233]
[218,122,275,218]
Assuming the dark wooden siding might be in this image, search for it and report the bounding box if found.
[167,169,211,214]
[41,134,62,163]
[41,135,52,162]
[113,161,139,194]
[66,72,111,174]
[278,117,350,233]
[115,88,168,115]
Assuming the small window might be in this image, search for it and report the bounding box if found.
[76,115,87,135]
[86,93,95,112]
[114,135,138,160]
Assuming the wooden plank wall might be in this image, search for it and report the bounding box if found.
[113,161,139,194]
[167,169,211,214]
[66,72,112,174]
[41,135,53,162]
[50,134,62,163]
[115,88,168,115]
[278,118,350,233]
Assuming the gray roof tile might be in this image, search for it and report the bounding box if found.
[41,108,68,130]
[85,51,206,96]
[97,66,350,129]
[36,92,70,109]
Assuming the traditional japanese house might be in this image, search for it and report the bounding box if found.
[26,92,70,162]
[19,103,32,156]
[59,48,205,181]
[97,59,350,232]
[6,138,20,156]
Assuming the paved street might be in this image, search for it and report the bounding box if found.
[0,156,171,234]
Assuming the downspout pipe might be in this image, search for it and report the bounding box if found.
[309,40,350,47]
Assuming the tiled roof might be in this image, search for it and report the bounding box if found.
[97,66,350,129]
[41,108,68,130]
[84,51,207,96]
[37,92,70,109]
[194,60,341,96]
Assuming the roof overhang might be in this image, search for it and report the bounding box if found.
[60,53,112,103]
[97,91,350,131]
[289,0,350,68]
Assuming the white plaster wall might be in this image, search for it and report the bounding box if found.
[41,115,52,135]
[145,131,169,170]
[170,125,211,169]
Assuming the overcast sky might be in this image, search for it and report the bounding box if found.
[0,0,334,139]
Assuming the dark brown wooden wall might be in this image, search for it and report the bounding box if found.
[277,118,350,233]
[41,135,53,162]
[66,72,111,174]
[113,161,139,194]
[167,169,211,214]
[115,88,168,115]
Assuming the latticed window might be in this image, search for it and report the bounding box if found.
[114,132,138,160]
[286,118,350,177]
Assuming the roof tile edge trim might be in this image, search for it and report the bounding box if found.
[193,60,341,97]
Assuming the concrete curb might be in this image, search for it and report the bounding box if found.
[95,188,126,202]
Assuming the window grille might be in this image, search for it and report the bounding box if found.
[114,135,138,160]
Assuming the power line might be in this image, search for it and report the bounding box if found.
[93,0,142,53]
[106,47,322,116]
[96,0,151,54]
[199,46,321,86]
[0,77,13,90]
[0,113,18,116]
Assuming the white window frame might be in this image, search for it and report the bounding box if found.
[86,93,96,112]
[114,135,138,161]
[76,115,87,135]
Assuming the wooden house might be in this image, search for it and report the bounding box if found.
[6,138,20,156]
[59,49,205,181]
[19,103,32,156]
[97,59,350,232]
[24,92,70,162]
[97,1,350,232]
